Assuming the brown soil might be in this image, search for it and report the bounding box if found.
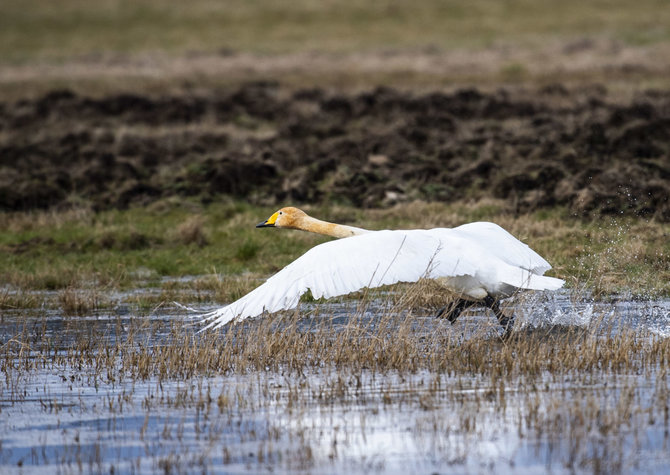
[1,82,669,219]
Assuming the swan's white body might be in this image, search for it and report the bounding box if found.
[200,218,563,330]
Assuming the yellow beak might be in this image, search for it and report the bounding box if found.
[256,211,279,228]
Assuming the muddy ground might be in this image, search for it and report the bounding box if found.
[1,82,669,220]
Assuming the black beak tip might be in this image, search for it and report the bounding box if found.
[256,221,272,228]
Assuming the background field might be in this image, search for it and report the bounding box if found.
[2,0,669,58]
[1,0,670,98]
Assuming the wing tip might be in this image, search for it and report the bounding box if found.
[194,306,238,332]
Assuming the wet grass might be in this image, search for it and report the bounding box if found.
[1,200,667,315]
[6,305,665,382]
[1,295,669,472]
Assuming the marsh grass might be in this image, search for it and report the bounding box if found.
[0,200,667,317]
[0,288,44,311]
[58,286,108,316]
[24,276,670,383]
[5,292,668,387]
[2,288,668,471]
[2,247,670,472]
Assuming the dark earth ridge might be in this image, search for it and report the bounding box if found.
[1,83,669,220]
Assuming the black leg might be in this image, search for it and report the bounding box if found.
[435,298,475,324]
[483,296,514,337]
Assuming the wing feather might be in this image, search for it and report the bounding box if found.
[451,222,551,274]
[200,228,564,329]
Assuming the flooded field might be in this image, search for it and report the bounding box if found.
[2,1,670,473]
[2,290,669,474]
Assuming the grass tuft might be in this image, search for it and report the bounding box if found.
[234,239,260,261]
[174,215,209,247]
[58,286,106,315]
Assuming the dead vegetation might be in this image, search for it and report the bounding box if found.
[58,286,107,316]
[4,293,668,396]
[173,215,209,247]
[1,293,668,472]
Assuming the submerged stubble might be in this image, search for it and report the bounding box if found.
[1,290,669,473]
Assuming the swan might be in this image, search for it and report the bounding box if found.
[199,207,564,333]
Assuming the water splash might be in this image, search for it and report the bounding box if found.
[514,289,670,336]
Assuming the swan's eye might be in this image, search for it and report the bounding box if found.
[279,211,283,215]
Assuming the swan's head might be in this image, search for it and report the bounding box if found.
[256,207,308,230]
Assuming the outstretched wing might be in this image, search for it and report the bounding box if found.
[200,228,563,330]
[201,230,460,329]
[451,222,552,274]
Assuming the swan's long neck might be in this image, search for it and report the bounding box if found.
[294,216,369,238]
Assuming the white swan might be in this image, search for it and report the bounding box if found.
[199,207,564,332]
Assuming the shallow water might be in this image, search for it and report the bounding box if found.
[1,290,669,474]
